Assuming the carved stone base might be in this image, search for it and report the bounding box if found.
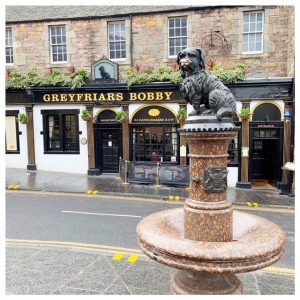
[170,270,243,295]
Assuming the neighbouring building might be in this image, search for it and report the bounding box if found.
[5,5,295,189]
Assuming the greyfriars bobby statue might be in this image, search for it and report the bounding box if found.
[177,47,236,120]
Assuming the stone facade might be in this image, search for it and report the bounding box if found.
[6,5,294,80]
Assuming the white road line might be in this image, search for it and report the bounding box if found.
[61,210,142,218]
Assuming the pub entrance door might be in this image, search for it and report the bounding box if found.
[94,126,122,173]
[249,122,283,186]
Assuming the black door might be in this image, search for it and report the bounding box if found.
[99,129,121,173]
[252,139,278,181]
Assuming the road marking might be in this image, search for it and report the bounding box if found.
[113,252,124,260]
[61,210,142,219]
[127,254,139,263]
[5,239,295,276]
[8,184,20,190]
[6,190,294,214]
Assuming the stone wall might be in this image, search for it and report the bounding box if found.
[6,5,294,80]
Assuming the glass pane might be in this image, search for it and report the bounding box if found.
[181,27,187,36]
[256,41,262,51]
[250,13,256,22]
[249,34,255,43]
[110,51,115,59]
[256,21,262,31]
[243,23,249,32]
[249,42,255,51]
[175,18,180,27]
[169,28,174,37]
[48,115,60,150]
[56,35,61,44]
[169,19,174,28]
[181,18,187,27]
[6,116,17,151]
[243,42,248,52]
[257,12,263,21]
[244,13,249,22]
[64,114,78,151]
[250,22,256,32]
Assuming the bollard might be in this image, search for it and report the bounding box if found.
[122,160,130,185]
[154,161,161,187]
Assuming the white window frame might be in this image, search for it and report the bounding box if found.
[168,16,188,58]
[6,27,13,65]
[108,21,126,61]
[242,11,264,54]
[49,25,68,64]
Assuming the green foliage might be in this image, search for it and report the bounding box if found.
[239,107,251,116]
[17,112,29,123]
[80,109,90,118]
[115,110,127,122]
[125,65,182,86]
[6,70,27,89]
[211,63,246,84]
[6,68,88,90]
[124,63,246,86]
[177,107,187,121]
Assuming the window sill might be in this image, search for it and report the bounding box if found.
[44,151,80,154]
[50,61,68,65]
[241,52,264,58]
[6,151,20,154]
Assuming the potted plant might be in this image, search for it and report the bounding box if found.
[115,110,127,123]
[80,109,92,121]
[238,107,251,120]
[177,107,187,121]
[17,112,29,124]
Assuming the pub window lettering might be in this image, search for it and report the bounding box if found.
[168,17,187,57]
[42,110,79,153]
[108,21,126,60]
[6,28,13,64]
[49,25,67,63]
[243,11,264,53]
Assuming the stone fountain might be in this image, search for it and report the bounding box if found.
[136,47,285,294]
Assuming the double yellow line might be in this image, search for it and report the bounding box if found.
[6,239,294,275]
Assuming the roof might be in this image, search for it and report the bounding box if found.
[6,5,207,23]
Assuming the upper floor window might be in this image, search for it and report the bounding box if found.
[6,28,13,64]
[168,17,187,57]
[49,25,67,63]
[243,11,264,53]
[108,21,126,60]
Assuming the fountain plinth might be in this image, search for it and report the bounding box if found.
[136,47,285,295]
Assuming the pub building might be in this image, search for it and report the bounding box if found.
[6,75,294,189]
[5,5,294,190]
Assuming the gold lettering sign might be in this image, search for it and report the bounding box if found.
[42,93,124,102]
[129,92,173,101]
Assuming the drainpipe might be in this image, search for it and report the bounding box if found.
[130,14,133,67]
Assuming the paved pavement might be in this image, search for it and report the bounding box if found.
[6,243,295,295]
[5,168,295,295]
[6,168,295,208]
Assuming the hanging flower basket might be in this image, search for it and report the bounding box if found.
[115,110,127,123]
[17,112,29,124]
[237,107,251,120]
[80,109,92,121]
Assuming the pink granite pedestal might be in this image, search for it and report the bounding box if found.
[137,116,286,295]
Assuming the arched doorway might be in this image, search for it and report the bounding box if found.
[130,105,179,163]
[250,102,283,187]
[94,109,122,173]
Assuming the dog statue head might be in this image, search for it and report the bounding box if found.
[177,47,206,78]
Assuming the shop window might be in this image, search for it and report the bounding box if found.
[6,27,13,64]
[132,126,179,162]
[49,25,67,63]
[252,103,281,121]
[243,11,264,53]
[227,137,238,164]
[5,111,20,154]
[108,21,126,60]
[42,110,79,153]
[168,17,187,57]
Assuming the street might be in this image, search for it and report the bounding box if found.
[6,190,294,270]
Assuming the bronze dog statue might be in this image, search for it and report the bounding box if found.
[177,47,236,120]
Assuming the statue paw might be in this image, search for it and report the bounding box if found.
[201,109,213,115]
[188,110,200,116]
